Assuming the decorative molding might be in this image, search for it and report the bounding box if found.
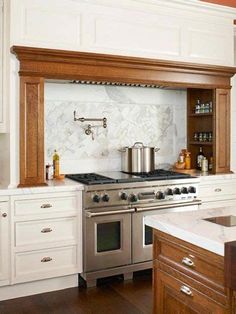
[11,46,236,88]
[71,0,236,16]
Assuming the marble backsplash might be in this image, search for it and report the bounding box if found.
[45,83,186,174]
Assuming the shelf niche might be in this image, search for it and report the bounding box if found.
[187,88,230,173]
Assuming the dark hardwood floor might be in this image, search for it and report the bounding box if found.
[0,270,152,314]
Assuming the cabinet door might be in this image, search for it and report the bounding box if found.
[0,201,9,285]
[154,268,226,314]
[214,89,230,173]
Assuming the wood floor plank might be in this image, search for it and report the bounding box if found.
[0,271,152,314]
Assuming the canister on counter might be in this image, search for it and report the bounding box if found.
[201,157,208,172]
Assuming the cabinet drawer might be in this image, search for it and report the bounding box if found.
[155,232,224,290]
[199,182,236,201]
[14,246,78,283]
[15,217,77,247]
[155,267,228,313]
[13,193,78,216]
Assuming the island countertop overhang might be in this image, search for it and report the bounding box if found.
[144,206,236,256]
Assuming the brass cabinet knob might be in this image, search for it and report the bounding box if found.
[2,213,7,218]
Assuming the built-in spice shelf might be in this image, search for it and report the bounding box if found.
[187,88,230,173]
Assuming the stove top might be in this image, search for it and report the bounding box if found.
[66,169,193,185]
[123,169,192,181]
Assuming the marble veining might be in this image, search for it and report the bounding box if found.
[145,206,236,256]
[45,83,186,173]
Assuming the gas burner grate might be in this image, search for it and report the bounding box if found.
[123,169,192,181]
[66,173,116,185]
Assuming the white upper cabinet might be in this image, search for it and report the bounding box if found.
[9,0,235,66]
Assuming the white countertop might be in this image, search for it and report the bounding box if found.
[145,206,236,256]
[0,178,84,196]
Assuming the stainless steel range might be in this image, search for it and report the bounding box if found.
[66,170,200,287]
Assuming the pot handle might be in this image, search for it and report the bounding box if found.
[133,142,144,148]
[154,147,160,152]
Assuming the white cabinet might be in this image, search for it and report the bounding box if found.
[0,197,9,286]
[11,191,82,284]
[9,0,235,66]
[199,175,236,210]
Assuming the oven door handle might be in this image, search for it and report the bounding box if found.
[86,208,135,218]
[135,200,202,212]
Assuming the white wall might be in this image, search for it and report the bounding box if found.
[45,83,187,174]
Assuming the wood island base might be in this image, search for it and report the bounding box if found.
[153,230,236,313]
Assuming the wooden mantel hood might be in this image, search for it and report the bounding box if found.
[11,45,236,187]
[12,45,236,89]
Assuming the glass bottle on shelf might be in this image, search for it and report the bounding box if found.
[209,101,213,113]
[195,99,201,114]
[196,146,204,170]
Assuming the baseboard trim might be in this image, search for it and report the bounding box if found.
[0,275,78,301]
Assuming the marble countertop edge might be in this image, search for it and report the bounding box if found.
[0,179,84,196]
[144,216,224,256]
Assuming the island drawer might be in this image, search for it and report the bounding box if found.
[154,231,224,290]
[154,266,229,312]
[15,217,77,248]
[14,245,78,283]
[12,192,78,217]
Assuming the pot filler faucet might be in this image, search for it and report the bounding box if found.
[73,110,107,140]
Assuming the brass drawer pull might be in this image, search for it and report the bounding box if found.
[41,228,52,233]
[40,204,52,208]
[214,188,222,192]
[2,213,7,218]
[180,285,193,297]
[41,257,52,263]
[182,257,195,268]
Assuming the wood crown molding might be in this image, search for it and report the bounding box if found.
[11,45,236,89]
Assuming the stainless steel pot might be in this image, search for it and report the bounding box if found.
[119,142,160,173]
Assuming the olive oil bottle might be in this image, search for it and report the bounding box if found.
[53,150,60,178]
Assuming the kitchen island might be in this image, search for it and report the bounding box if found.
[145,207,236,313]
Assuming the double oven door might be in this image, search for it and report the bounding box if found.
[84,207,134,272]
[84,201,200,273]
[132,201,200,264]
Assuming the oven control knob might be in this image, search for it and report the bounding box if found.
[166,188,173,196]
[188,186,196,193]
[120,192,128,200]
[130,194,138,202]
[93,194,101,203]
[181,187,188,194]
[173,188,181,195]
[156,191,165,200]
[102,194,110,202]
